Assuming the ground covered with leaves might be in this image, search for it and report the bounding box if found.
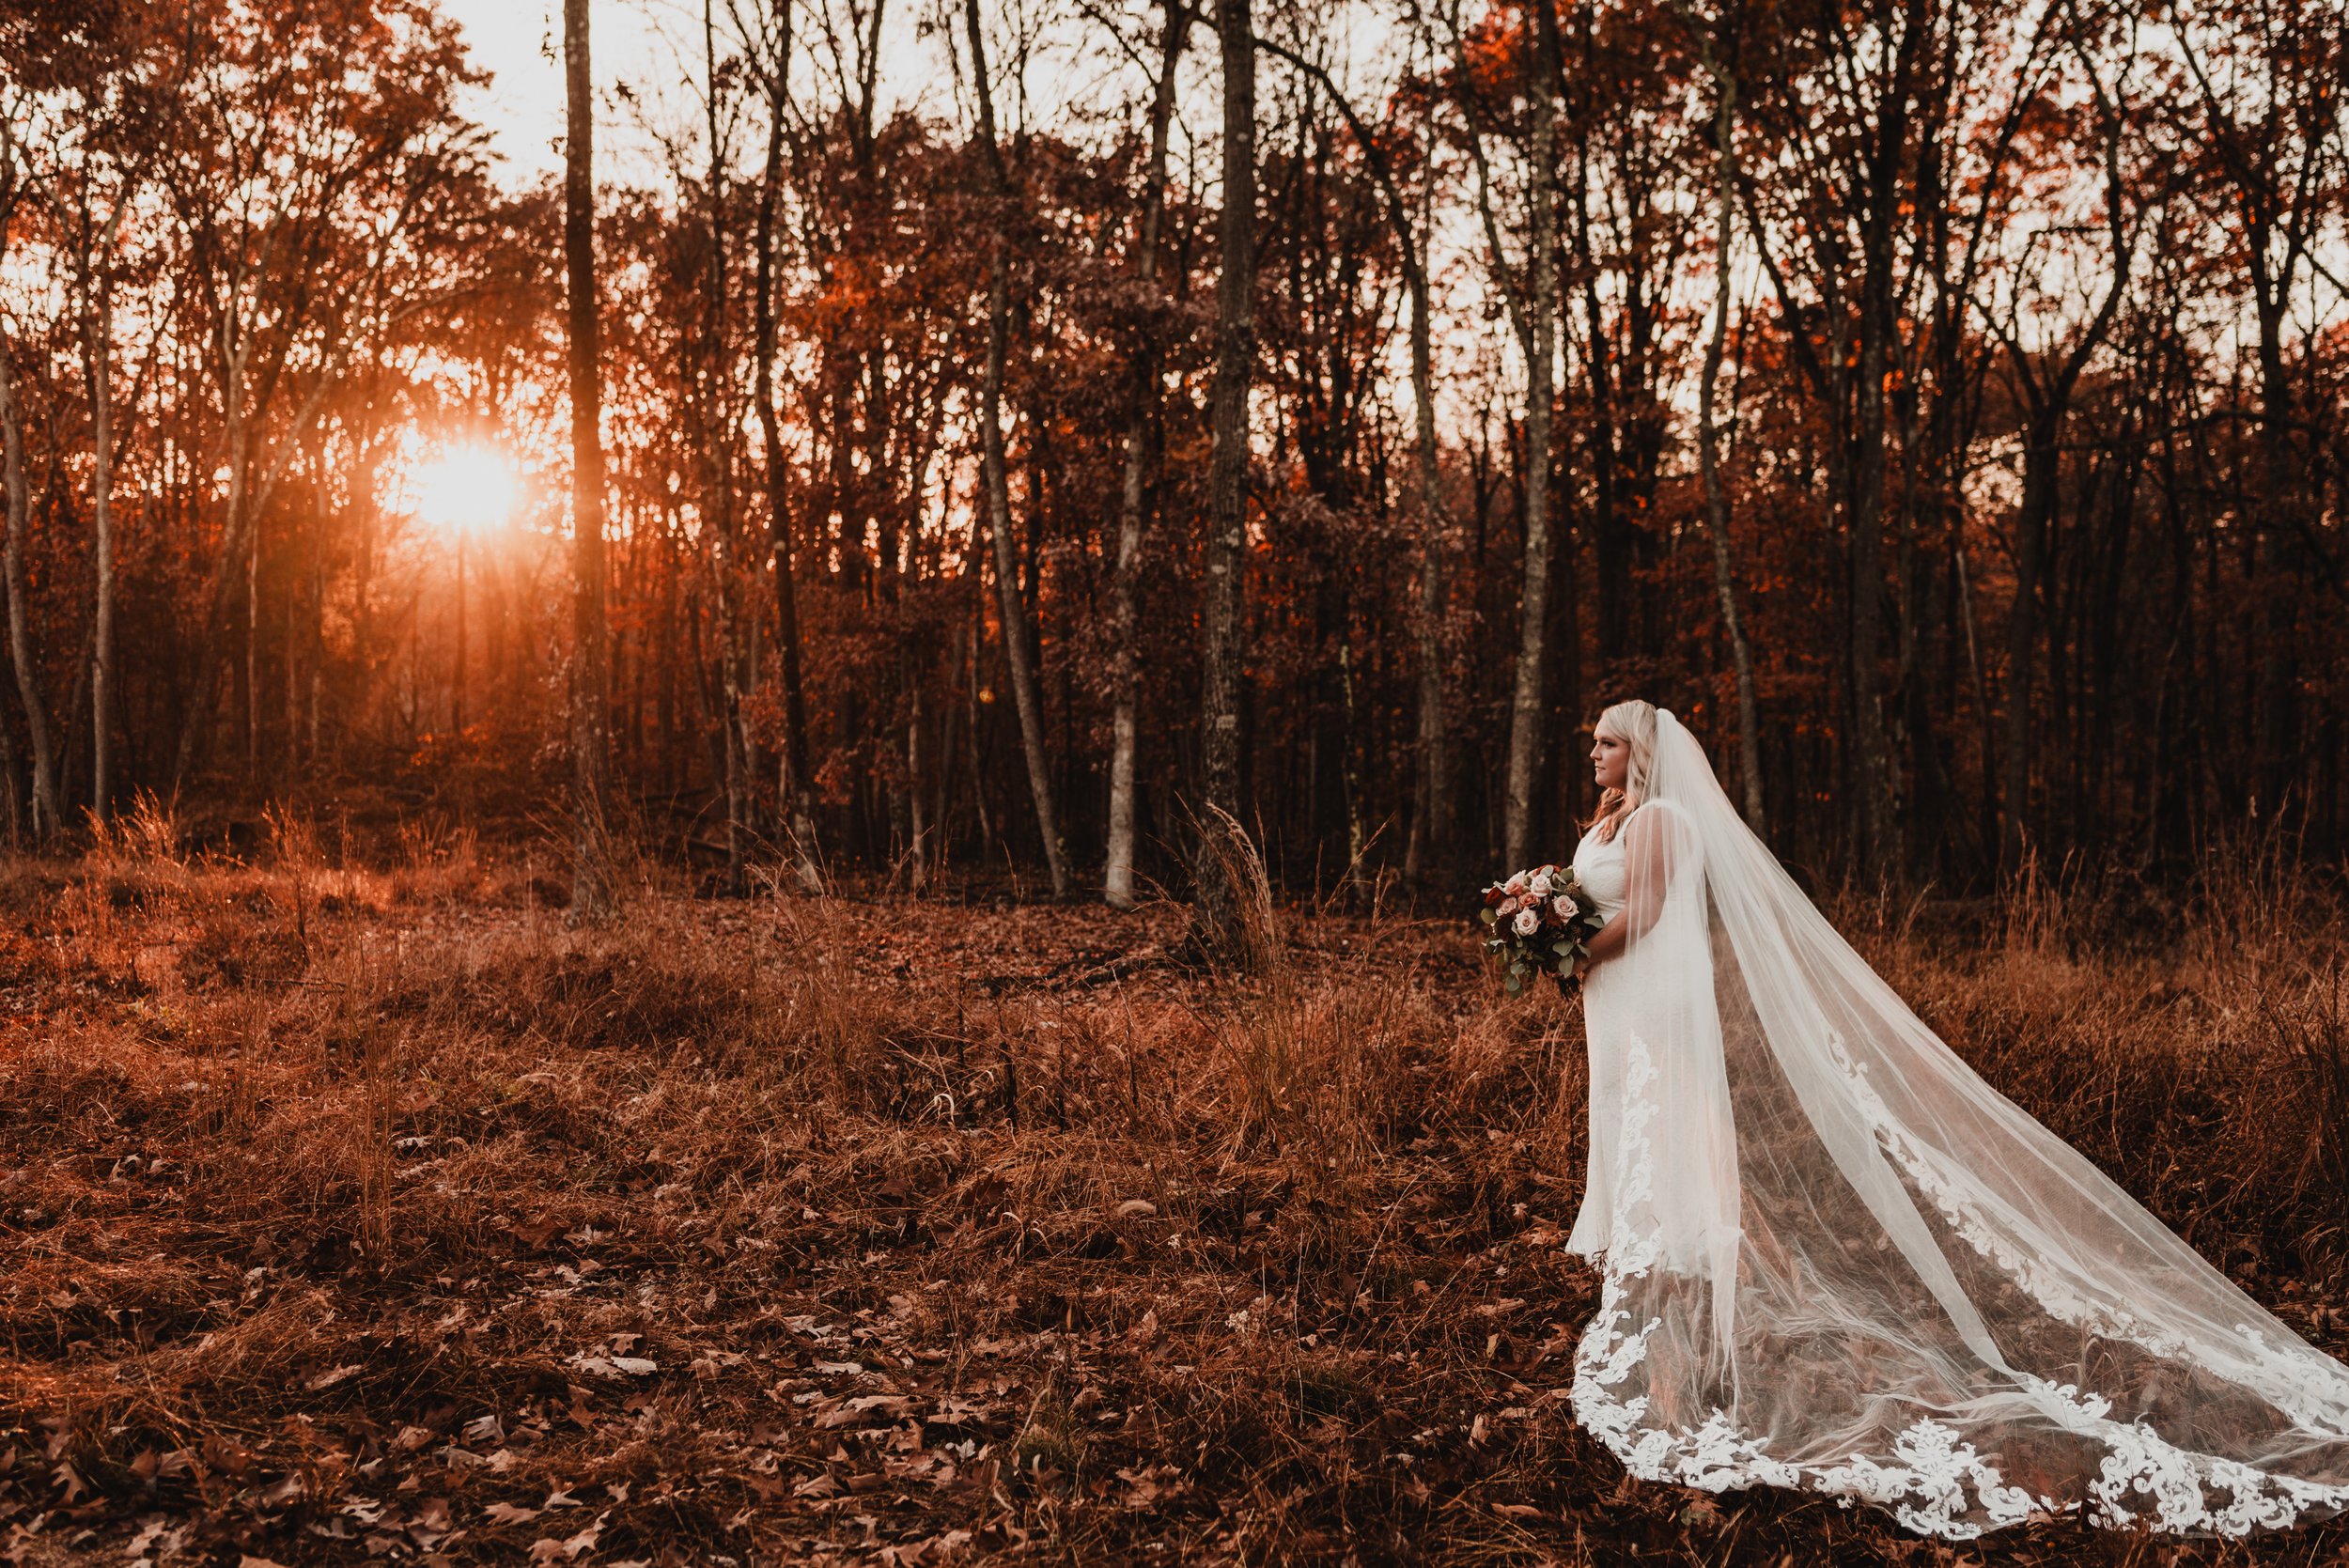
[0,829,2345,1565]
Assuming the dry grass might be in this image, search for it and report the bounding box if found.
[0,822,2343,1566]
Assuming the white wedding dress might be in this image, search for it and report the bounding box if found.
[1559,710,2349,1538]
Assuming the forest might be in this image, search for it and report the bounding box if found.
[2,0,2349,1563]
[1,0,2340,903]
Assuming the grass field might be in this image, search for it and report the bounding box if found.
[0,815,2344,1565]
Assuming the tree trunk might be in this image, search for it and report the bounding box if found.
[961,598,995,850]
[87,281,116,826]
[1502,0,1564,873]
[2252,312,2302,817]
[452,531,467,733]
[907,680,928,893]
[2000,405,2057,875]
[242,510,258,766]
[965,0,1069,900]
[565,0,613,915]
[1404,253,1447,877]
[0,325,60,841]
[1105,0,1187,910]
[1844,36,1917,884]
[172,339,246,785]
[1849,299,1893,882]
[750,46,821,893]
[1190,0,1255,955]
[703,0,748,897]
[1338,639,1367,898]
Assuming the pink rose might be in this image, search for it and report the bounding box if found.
[1513,908,1540,937]
[1553,894,1576,918]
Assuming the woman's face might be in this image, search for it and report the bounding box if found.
[1591,726,1629,793]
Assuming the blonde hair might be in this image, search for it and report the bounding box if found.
[1590,699,1659,844]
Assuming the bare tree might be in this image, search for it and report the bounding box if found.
[1981,17,2137,872]
[1679,3,1766,830]
[566,0,613,915]
[0,122,60,841]
[17,14,175,825]
[53,176,135,825]
[1189,0,1256,955]
[1736,0,1941,880]
[1447,0,1563,871]
[699,0,753,895]
[0,320,30,840]
[1105,0,1191,910]
[964,0,1070,900]
[2170,0,2349,816]
[742,0,822,892]
[86,267,117,823]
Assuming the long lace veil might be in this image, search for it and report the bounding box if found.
[1569,707,2349,1537]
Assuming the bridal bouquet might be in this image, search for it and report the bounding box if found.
[1480,864,1607,997]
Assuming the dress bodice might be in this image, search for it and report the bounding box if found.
[1570,818,1630,924]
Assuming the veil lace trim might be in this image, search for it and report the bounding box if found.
[1568,1033,2349,1539]
[1820,1030,2349,1443]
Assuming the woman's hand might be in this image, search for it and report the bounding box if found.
[1580,916,1628,970]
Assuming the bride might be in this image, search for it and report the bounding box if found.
[1559,698,2349,1538]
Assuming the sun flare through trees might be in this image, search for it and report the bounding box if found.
[0,0,2344,891]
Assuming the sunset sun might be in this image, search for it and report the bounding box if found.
[409,443,518,539]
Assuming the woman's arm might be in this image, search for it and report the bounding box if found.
[1581,909,1629,967]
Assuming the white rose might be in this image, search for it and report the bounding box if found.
[1513,908,1540,937]
[1553,893,1576,918]
[1503,872,1529,896]
[1528,871,1553,899]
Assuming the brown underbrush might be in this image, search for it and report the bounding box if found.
[0,822,2343,1566]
